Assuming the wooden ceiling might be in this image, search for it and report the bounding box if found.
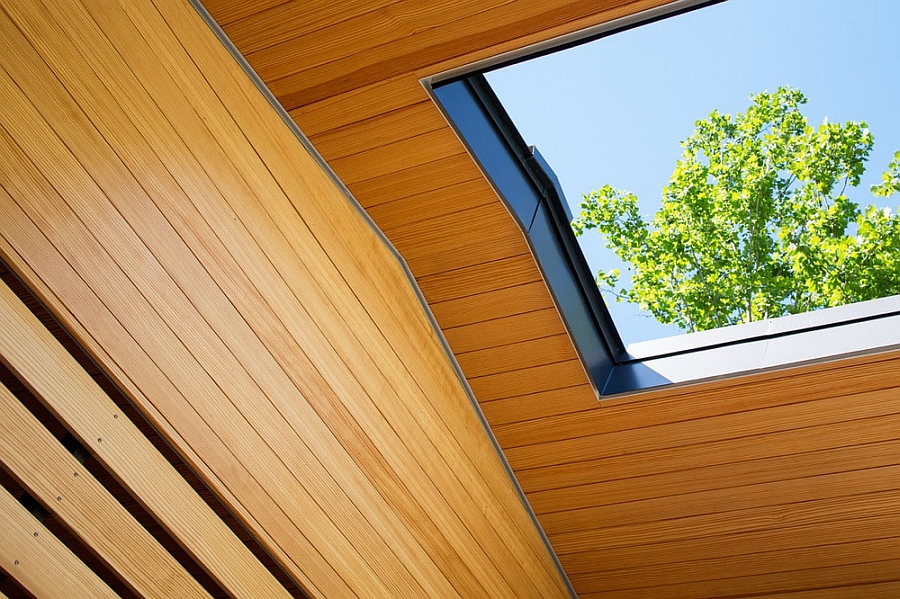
[0,0,570,596]
[204,0,900,596]
[0,0,897,596]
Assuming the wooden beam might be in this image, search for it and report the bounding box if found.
[0,485,118,598]
[0,382,211,598]
[0,280,290,598]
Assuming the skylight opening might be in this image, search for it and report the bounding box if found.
[484,0,900,347]
[429,0,900,395]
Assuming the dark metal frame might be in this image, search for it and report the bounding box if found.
[432,74,900,397]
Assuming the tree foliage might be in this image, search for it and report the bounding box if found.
[573,87,900,332]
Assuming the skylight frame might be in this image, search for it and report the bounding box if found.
[424,0,900,397]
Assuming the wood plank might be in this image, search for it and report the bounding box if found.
[0,18,358,593]
[0,485,118,598]
[249,0,501,83]
[3,1,468,593]
[0,383,211,598]
[499,355,900,450]
[529,437,900,517]
[442,307,567,354]
[430,281,555,329]
[222,0,399,56]
[578,559,900,599]
[0,0,568,596]
[456,334,577,379]
[479,384,597,427]
[0,279,291,598]
[264,0,674,108]
[310,100,446,160]
[550,489,900,556]
[105,3,564,593]
[561,512,900,574]
[414,253,543,304]
[516,410,900,494]
[201,0,290,27]
[469,359,590,403]
[142,1,568,592]
[600,349,900,410]
[503,385,900,470]
[348,152,484,208]
[390,205,529,278]
[328,126,465,185]
[367,179,498,235]
[288,73,427,137]
[0,196,347,599]
[539,465,900,537]
[571,537,900,595]
[733,581,900,599]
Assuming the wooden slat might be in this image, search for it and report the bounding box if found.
[731,581,900,599]
[109,0,564,593]
[263,0,674,108]
[571,538,900,595]
[530,437,900,518]
[550,489,900,556]
[469,359,590,403]
[500,377,900,449]
[250,0,501,83]
[288,73,428,138]
[516,410,900,494]
[539,464,900,537]
[0,280,291,598]
[442,307,568,354]
[415,253,544,304]
[223,0,399,56]
[0,0,569,596]
[0,198,346,599]
[0,383,210,598]
[503,384,900,470]
[479,385,597,427]
[0,7,395,596]
[580,558,900,599]
[367,179,498,235]
[430,281,556,329]
[456,334,577,379]
[563,512,900,574]
[200,0,290,27]
[348,152,484,208]
[389,206,530,278]
[0,485,118,598]
[328,126,465,185]
[310,100,446,160]
[488,351,900,431]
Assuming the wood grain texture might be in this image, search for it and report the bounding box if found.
[0,280,291,598]
[0,0,570,596]
[0,485,119,598]
[311,101,447,160]
[0,383,210,598]
[348,152,483,208]
[7,0,898,596]
[442,307,569,354]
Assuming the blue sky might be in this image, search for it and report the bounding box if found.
[486,0,900,344]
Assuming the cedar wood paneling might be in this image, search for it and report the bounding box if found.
[0,0,568,596]
[208,0,900,596]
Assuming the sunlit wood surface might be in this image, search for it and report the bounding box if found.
[0,0,570,596]
[206,0,900,596]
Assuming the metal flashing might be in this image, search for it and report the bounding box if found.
[432,74,900,398]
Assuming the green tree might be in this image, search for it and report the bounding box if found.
[573,87,900,333]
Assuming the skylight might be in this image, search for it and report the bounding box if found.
[429,0,900,395]
[484,0,900,346]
